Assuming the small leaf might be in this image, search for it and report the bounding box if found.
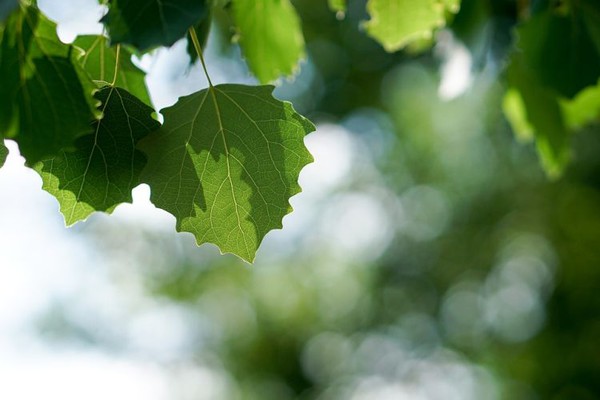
[328,0,346,14]
[560,80,600,130]
[364,0,459,52]
[506,54,570,178]
[102,0,209,52]
[231,0,306,83]
[0,0,17,22]
[517,7,600,99]
[35,87,160,225]
[0,5,99,165]
[138,84,315,262]
[74,35,151,106]
[0,140,8,168]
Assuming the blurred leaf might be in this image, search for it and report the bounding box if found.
[138,84,314,262]
[102,0,209,52]
[231,0,306,83]
[186,5,211,64]
[0,0,17,22]
[35,87,160,225]
[328,0,346,13]
[506,55,570,178]
[0,5,99,165]
[561,81,600,130]
[74,35,151,106]
[503,88,534,143]
[0,140,7,168]
[517,7,600,99]
[364,0,460,52]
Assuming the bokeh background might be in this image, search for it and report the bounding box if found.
[1,0,599,399]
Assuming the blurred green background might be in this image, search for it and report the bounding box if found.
[0,0,599,399]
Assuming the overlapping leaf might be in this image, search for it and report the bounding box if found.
[0,5,99,165]
[231,0,306,83]
[364,0,460,52]
[0,140,7,168]
[74,35,151,105]
[35,87,160,225]
[138,84,314,262]
[102,0,209,51]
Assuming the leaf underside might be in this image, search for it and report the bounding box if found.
[138,84,315,262]
[35,86,160,225]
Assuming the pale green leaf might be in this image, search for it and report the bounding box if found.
[0,5,99,165]
[364,0,459,52]
[138,84,315,262]
[502,88,534,143]
[74,35,151,106]
[102,0,209,52]
[231,0,306,83]
[561,80,600,130]
[328,0,346,13]
[35,87,160,225]
[0,140,8,168]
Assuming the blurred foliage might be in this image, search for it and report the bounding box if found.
[33,0,600,399]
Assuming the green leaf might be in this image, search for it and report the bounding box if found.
[364,0,460,52]
[73,35,151,106]
[0,140,8,168]
[560,80,600,130]
[506,54,570,178]
[0,0,17,22]
[0,5,99,165]
[186,4,211,64]
[102,0,209,52]
[328,0,346,13]
[517,7,600,99]
[35,86,160,225]
[231,0,306,83]
[138,84,315,262]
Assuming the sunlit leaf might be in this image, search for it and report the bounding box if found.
[231,0,306,83]
[35,87,160,225]
[364,0,460,52]
[328,0,346,13]
[102,0,209,52]
[74,35,151,106]
[138,84,314,262]
[0,5,99,165]
[561,80,600,130]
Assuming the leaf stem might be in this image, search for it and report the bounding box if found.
[111,44,121,86]
[188,27,213,87]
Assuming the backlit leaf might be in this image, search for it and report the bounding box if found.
[102,0,209,52]
[0,5,99,165]
[231,0,306,83]
[74,35,151,106]
[138,84,314,262]
[35,87,160,225]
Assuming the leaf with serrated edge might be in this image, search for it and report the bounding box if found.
[74,35,151,106]
[102,0,209,52]
[0,5,99,165]
[364,0,459,52]
[35,87,160,225]
[138,84,315,262]
[231,0,306,83]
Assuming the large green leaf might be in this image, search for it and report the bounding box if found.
[0,140,8,168]
[364,0,460,52]
[138,84,315,262]
[231,0,306,83]
[74,35,151,106]
[517,7,600,99]
[0,0,17,22]
[505,55,570,178]
[0,5,99,165]
[102,0,209,52]
[35,87,160,225]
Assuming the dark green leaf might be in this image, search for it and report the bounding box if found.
[35,87,160,225]
[0,5,99,165]
[138,84,315,262]
[186,6,211,64]
[74,35,151,106]
[0,140,8,168]
[102,0,209,52]
[231,0,306,83]
[517,7,600,99]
